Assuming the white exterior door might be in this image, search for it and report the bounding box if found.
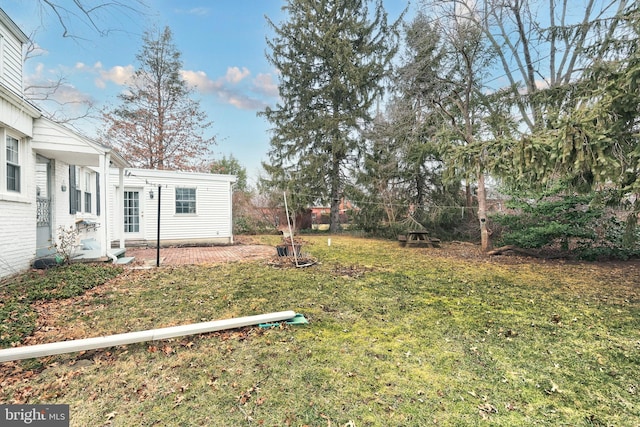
[35,156,55,258]
[123,189,143,239]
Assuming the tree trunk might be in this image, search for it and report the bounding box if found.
[329,156,342,234]
[477,171,491,252]
[329,197,340,234]
[465,182,473,219]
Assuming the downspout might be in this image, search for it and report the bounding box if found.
[0,310,296,362]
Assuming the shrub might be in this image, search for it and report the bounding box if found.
[493,194,640,260]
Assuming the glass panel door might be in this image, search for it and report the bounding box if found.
[124,191,140,233]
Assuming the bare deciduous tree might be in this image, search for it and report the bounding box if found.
[100,26,216,171]
[21,1,147,125]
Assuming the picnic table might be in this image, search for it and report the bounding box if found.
[398,230,441,248]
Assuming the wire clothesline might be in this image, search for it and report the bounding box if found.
[123,171,495,213]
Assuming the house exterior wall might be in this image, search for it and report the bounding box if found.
[0,147,35,277]
[32,118,103,166]
[0,11,38,279]
[0,96,33,136]
[109,169,236,246]
[50,160,104,246]
[0,194,35,276]
[0,9,26,97]
[0,9,125,279]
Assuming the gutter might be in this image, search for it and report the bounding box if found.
[0,311,297,362]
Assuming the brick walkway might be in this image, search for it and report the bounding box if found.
[125,245,276,266]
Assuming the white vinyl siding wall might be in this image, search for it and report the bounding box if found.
[0,195,35,277]
[0,20,25,95]
[0,134,34,278]
[109,169,235,245]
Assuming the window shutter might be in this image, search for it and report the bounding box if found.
[69,165,77,214]
[96,172,101,216]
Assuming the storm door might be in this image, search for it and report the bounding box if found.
[35,156,55,257]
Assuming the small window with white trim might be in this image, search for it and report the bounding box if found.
[175,188,196,214]
[6,136,20,192]
[84,171,92,213]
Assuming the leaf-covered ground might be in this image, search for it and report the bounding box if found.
[1,235,638,426]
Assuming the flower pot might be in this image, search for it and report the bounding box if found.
[286,244,302,257]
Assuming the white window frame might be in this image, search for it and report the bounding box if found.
[1,129,25,198]
[84,170,92,213]
[175,187,196,214]
[73,166,81,213]
[6,135,20,192]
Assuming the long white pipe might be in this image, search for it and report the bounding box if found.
[0,310,297,363]
[283,191,299,266]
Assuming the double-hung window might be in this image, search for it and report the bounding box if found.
[175,188,196,214]
[73,166,81,212]
[6,136,20,192]
[84,171,92,213]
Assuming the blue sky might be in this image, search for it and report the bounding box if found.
[2,1,410,186]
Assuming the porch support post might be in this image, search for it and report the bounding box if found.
[118,167,125,249]
[99,154,108,257]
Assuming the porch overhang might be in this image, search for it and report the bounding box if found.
[32,145,101,167]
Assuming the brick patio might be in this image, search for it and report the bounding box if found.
[124,245,276,266]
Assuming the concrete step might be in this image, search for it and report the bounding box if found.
[108,248,126,258]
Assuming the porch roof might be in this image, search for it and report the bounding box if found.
[31,117,129,168]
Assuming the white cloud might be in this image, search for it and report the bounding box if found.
[182,68,270,111]
[26,43,48,59]
[174,7,210,16]
[226,94,267,110]
[95,64,135,87]
[535,79,550,90]
[516,79,550,95]
[225,66,250,84]
[253,73,279,97]
[50,83,94,104]
[33,62,45,76]
[182,70,223,92]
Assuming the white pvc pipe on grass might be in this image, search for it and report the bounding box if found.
[0,310,297,363]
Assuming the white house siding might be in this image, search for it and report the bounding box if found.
[109,169,236,246]
[0,10,39,279]
[0,10,127,279]
[50,160,83,241]
[0,97,33,137]
[32,119,103,167]
[0,9,27,97]
[29,117,126,263]
[0,192,35,277]
[0,145,36,278]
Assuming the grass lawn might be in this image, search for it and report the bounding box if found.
[1,235,639,426]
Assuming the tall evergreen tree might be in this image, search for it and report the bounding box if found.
[261,0,401,232]
[101,26,215,170]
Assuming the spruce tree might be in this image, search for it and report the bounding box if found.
[261,0,401,232]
